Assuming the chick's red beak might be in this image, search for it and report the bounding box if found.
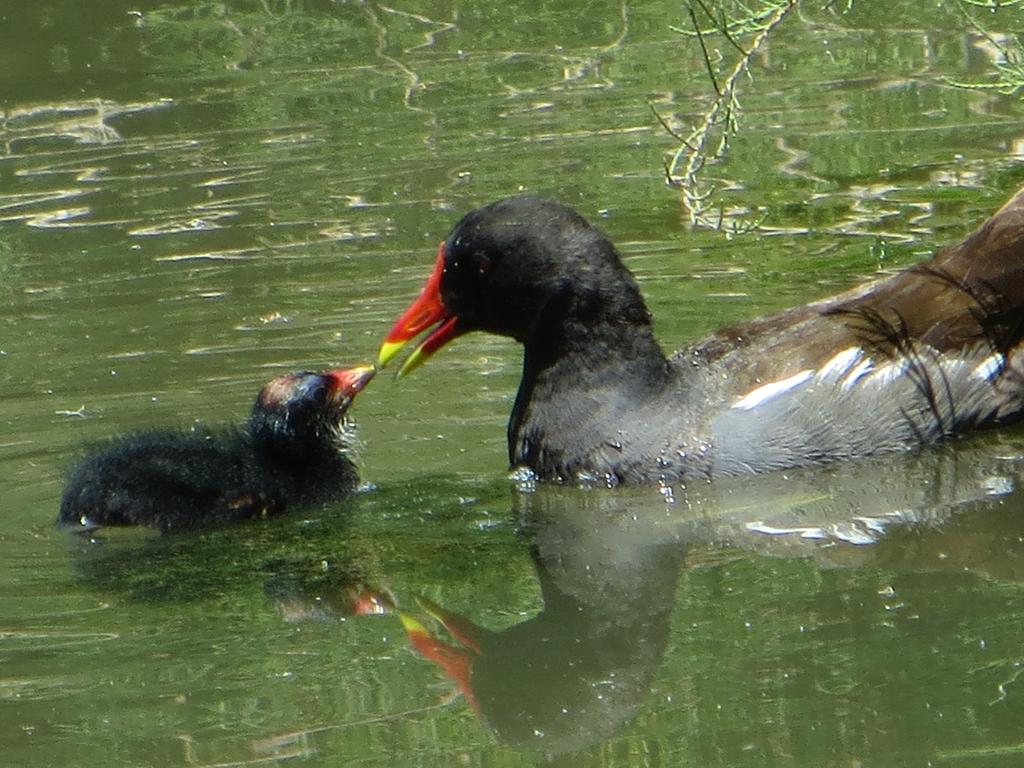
[325,365,376,403]
[377,244,463,376]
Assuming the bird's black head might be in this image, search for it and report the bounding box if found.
[441,196,645,341]
[249,367,374,460]
[378,196,652,375]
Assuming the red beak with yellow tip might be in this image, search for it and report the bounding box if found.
[377,244,464,376]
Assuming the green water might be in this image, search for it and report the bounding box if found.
[5,1,1024,765]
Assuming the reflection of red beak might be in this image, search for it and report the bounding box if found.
[414,594,488,654]
[398,595,494,714]
[377,245,465,376]
[399,612,480,712]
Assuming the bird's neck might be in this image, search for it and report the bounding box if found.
[509,310,671,480]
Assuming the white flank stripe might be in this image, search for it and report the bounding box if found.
[868,359,908,386]
[841,357,874,391]
[816,346,863,381]
[732,370,813,410]
[972,353,1004,381]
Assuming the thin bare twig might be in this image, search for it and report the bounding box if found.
[947,1,1024,95]
[689,6,722,96]
[665,0,798,228]
[693,0,749,56]
[649,103,698,150]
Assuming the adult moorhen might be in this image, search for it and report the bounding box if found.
[378,191,1024,484]
[59,366,375,532]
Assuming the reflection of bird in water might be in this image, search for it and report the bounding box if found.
[379,188,1024,483]
[275,584,394,623]
[59,366,374,532]
[396,492,687,756]
[263,558,395,623]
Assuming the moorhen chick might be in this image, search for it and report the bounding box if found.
[59,366,375,532]
[378,191,1024,484]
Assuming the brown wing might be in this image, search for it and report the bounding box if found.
[684,186,1024,385]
